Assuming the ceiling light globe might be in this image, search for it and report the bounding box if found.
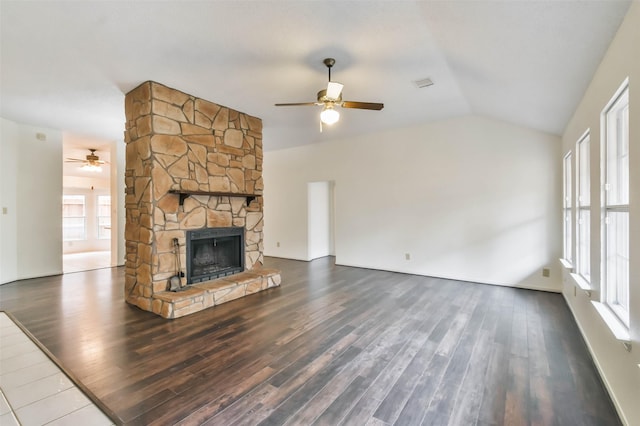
[320,107,340,125]
[81,163,102,172]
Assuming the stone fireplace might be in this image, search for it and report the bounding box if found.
[124,81,280,319]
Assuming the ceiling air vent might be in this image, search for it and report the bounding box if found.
[414,78,434,88]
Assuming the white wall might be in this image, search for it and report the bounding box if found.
[561,3,639,425]
[0,119,19,283]
[1,118,63,283]
[63,175,110,190]
[110,139,126,267]
[264,114,562,291]
[263,154,311,261]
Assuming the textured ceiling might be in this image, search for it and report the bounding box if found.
[0,1,631,152]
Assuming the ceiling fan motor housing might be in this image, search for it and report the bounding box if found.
[317,89,342,103]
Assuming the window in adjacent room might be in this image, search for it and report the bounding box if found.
[575,131,591,284]
[97,195,111,240]
[62,195,86,241]
[561,152,573,267]
[602,80,629,327]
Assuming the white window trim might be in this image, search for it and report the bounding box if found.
[570,272,591,292]
[591,301,631,351]
[570,271,593,300]
[560,152,573,268]
[97,195,111,240]
[559,258,572,269]
[599,78,630,330]
[575,130,591,286]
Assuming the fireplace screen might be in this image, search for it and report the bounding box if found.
[186,227,245,284]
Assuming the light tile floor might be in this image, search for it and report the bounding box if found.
[63,251,112,274]
[0,312,114,426]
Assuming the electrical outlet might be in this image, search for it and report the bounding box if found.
[405,253,411,261]
[2,207,7,215]
[542,268,550,277]
[277,242,280,247]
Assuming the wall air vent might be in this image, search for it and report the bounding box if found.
[414,78,434,88]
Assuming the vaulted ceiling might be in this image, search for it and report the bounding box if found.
[0,1,631,151]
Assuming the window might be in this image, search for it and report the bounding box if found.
[97,195,111,240]
[602,81,629,327]
[575,132,590,283]
[63,195,86,241]
[562,152,572,266]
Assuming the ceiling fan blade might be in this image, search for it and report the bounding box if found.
[65,158,84,162]
[275,102,317,107]
[341,101,384,111]
[326,82,344,100]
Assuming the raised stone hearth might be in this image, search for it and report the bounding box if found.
[123,81,280,318]
[152,269,281,319]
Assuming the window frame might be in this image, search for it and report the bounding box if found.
[96,195,111,240]
[562,152,573,267]
[600,79,630,328]
[575,130,591,284]
[62,194,87,241]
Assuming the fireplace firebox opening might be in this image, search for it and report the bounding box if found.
[186,227,245,284]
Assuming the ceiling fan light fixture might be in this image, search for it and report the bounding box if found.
[320,105,340,125]
[81,163,102,172]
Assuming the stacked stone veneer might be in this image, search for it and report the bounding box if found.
[124,81,280,318]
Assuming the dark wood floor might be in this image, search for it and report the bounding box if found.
[0,257,620,426]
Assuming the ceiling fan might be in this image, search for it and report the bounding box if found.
[65,148,108,172]
[275,58,384,130]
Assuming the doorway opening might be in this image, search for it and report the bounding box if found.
[62,141,113,273]
[307,181,335,260]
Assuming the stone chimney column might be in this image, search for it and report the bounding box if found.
[123,82,264,314]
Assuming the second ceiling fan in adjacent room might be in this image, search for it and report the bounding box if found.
[65,148,108,172]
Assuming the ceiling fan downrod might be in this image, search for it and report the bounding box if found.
[324,58,335,82]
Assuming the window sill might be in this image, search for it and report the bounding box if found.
[570,273,593,296]
[559,258,573,269]
[591,301,631,351]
